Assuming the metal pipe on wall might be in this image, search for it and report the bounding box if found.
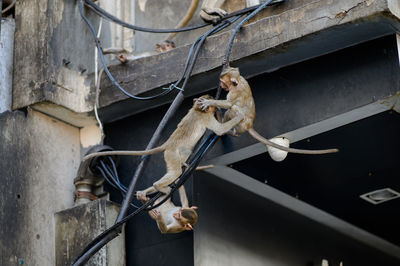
[0,18,15,113]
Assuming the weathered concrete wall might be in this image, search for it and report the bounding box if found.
[14,0,400,125]
[0,109,80,265]
[12,0,98,114]
[99,0,400,121]
[56,199,125,266]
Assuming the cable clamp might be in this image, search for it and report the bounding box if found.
[163,84,184,92]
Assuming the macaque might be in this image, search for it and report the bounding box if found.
[156,40,176,53]
[197,67,339,155]
[137,185,198,233]
[118,40,176,63]
[83,95,244,193]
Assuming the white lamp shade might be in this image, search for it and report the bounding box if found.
[267,137,290,162]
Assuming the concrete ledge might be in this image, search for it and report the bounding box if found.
[55,199,125,266]
[99,0,400,122]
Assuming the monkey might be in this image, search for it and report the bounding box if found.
[155,40,176,53]
[136,185,198,234]
[83,95,244,193]
[197,67,339,155]
[118,40,176,63]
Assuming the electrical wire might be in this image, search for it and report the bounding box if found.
[74,0,278,262]
[73,133,218,266]
[79,0,177,100]
[81,0,276,102]
[224,0,275,67]
[84,0,209,33]
[72,17,238,265]
[84,0,277,34]
[95,158,142,209]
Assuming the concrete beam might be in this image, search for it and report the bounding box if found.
[203,165,400,260]
[99,0,400,121]
[55,199,125,266]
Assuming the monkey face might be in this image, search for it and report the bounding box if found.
[173,210,190,224]
[220,67,240,91]
[220,75,235,91]
[156,40,176,52]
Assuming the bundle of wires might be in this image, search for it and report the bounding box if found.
[74,0,283,264]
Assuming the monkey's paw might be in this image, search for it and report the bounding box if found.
[200,7,227,23]
[136,190,149,201]
[151,209,161,219]
[196,97,212,111]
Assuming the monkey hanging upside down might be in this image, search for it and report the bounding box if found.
[83,95,244,194]
[137,185,198,234]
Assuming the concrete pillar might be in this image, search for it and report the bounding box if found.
[0,109,80,265]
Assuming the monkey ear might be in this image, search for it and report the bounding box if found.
[184,224,193,231]
[156,44,161,48]
[231,78,238,86]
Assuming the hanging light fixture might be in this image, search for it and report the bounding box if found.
[267,137,290,162]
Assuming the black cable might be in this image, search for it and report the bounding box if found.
[74,9,242,266]
[79,0,176,101]
[96,165,120,191]
[99,161,126,193]
[96,160,143,209]
[115,15,241,220]
[224,0,274,67]
[85,0,209,33]
[180,16,242,91]
[73,132,218,266]
[84,0,272,34]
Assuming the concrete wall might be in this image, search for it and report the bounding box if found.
[0,109,80,265]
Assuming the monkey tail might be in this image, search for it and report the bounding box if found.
[82,145,166,163]
[248,128,339,155]
[167,0,200,40]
